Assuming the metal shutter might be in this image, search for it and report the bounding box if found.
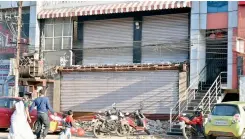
[83,18,133,65]
[61,70,179,114]
[142,13,189,64]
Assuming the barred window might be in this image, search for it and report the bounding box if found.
[43,18,73,50]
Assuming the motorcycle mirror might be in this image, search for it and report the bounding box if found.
[112,103,116,108]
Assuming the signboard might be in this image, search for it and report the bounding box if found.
[239,76,245,102]
[0,60,10,84]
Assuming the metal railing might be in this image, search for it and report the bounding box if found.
[169,71,227,132]
[169,67,207,131]
[197,72,227,115]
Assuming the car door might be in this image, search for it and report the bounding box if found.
[6,99,20,127]
[0,98,10,128]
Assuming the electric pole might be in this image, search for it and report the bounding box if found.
[14,1,23,97]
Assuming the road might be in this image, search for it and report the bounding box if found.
[0,131,231,139]
[0,131,184,139]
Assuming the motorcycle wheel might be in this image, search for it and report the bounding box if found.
[144,129,151,135]
[106,121,117,134]
[182,127,192,139]
[93,122,110,138]
[116,123,130,137]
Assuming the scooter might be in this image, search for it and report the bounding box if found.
[179,107,204,139]
[125,109,150,135]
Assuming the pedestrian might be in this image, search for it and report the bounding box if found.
[30,88,56,139]
[8,94,35,139]
[59,110,74,139]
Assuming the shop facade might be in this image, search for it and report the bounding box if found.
[38,1,191,114]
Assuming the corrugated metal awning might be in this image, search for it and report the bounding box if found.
[38,1,191,19]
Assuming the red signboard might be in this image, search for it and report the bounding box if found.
[239,1,245,5]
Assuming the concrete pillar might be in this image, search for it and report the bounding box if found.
[53,79,61,112]
[190,1,207,89]
[29,1,41,54]
[228,1,238,89]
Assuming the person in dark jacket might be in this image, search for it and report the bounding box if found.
[30,88,56,139]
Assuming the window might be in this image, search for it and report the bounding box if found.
[9,99,19,109]
[43,18,73,50]
[212,105,239,116]
[0,99,7,108]
[207,1,228,13]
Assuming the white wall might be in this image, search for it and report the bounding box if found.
[0,1,31,9]
[29,1,40,53]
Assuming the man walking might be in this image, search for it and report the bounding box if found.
[30,87,56,139]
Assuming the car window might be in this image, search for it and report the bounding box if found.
[9,99,20,109]
[0,99,7,108]
[212,105,239,116]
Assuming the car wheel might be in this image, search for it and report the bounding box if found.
[33,121,38,131]
[205,135,216,139]
[0,128,8,132]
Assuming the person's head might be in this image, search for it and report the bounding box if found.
[39,90,45,96]
[67,110,73,117]
[23,94,30,102]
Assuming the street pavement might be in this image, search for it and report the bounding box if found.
[0,131,231,139]
[0,131,182,139]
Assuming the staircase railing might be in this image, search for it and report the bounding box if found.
[169,67,207,131]
[197,72,227,115]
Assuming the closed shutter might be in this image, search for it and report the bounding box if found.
[142,13,189,64]
[61,70,179,114]
[83,18,133,65]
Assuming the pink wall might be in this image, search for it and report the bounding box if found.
[233,28,238,89]
[207,13,228,29]
[238,6,245,38]
[238,6,245,77]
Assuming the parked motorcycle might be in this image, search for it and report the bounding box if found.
[93,103,120,138]
[115,109,131,137]
[124,108,150,135]
[179,107,204,139]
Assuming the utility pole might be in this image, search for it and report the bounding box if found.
[14,1,23,97]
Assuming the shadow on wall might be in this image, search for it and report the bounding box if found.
[222,93,239,102]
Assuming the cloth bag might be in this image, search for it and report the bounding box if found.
[50,121,58,132]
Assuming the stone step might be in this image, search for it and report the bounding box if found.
[188,101,217,106]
